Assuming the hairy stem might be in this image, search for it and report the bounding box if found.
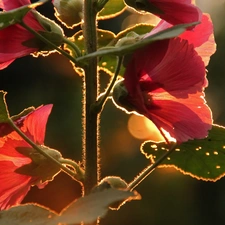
[82,0,99,195]
[20,21,77,65]
[92,56,123,113]
[8,119,78,180]
[128,143,176,190]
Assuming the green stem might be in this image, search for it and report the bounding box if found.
[19,21,77,65]
[8,119,78,180]
[128,143,176,191]
[63,37,82,57]
[92,56,123,113]
[82,0,99,195]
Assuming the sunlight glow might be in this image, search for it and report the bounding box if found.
[160,128,177,143]
[127,114,164,141]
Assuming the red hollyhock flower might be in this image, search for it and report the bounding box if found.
[0,104,62,210]
[147,0,202,26]
[113,15,215,143]
[0,0,63,70]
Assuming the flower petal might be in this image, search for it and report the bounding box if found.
[125,38,206,96]
[149,0,202,26]
[0,161,36,210]
[0,0,31,10]
[146,91,212,142]
[22,104,53,144]
[180,14,216,66]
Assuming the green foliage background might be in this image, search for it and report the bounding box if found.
[1,1,225,224]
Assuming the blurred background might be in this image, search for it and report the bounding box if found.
[1,0,225,224]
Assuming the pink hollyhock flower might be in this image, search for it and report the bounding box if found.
[0,0,64,70]
[149,14,216,66]
[0,104,62,210]
[113,15,215,143]
[147,0,202,26]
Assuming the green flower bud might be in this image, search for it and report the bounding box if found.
[53,0,83,28]
[112,80,135,113]
[22,11,65,52]
[92,176,128,193]
[115,31,140,48]
[15,146,62,183]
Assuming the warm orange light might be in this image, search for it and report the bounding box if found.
[128,114,164,141]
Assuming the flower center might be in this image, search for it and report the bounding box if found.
[142,91,153,107]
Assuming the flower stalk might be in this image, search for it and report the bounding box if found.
[8,119,80,180]
[20,20,78,65]
[128,143,176,191]
[92,56,123,114]
[82,0,100,195]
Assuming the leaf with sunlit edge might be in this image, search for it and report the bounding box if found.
[0,91,10,123]
[141,125,225,181]
[98,0,126,20]
[0,204,57,225]
[0,0,48,30]
[99,23,154,76]
[66,25,153,76]
[76,22,198,64]
[59,189,140,223]
[0,189,139,225]
[65,29,115,76]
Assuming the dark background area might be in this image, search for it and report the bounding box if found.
[1,1,225,224]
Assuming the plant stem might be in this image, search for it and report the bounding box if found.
[92,56,123,113]
[20,21,78,65]
[128,143,176,191]
[82,0,99,195]
[8,119,78,180]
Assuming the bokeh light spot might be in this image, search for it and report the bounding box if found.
[128,114,164,141]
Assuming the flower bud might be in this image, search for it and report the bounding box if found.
[112,81,135,113]
[115,32,140,48]
[52,0,83,28]
[15,146,62,183]
[22,11,65,52]
[92,176,128,193]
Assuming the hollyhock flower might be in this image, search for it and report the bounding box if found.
[0,0,64,70]
[0,104,62,210]
[148,14,216,66]
[124,0,202,26]
[113,16,215,143]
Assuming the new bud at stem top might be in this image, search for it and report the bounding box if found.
[52,0,83,28]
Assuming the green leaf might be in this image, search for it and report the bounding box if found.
[65,29,115,76]
[0,190,139,224]
[0,91,10,122]
[76,22,198,62]
[59,189,140,224]
[0,204,58,225]
[11,107,35,121]
[66,24,154,76]
[141,124,225,181]
[98,0,126,20]
[0,0,48,30]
